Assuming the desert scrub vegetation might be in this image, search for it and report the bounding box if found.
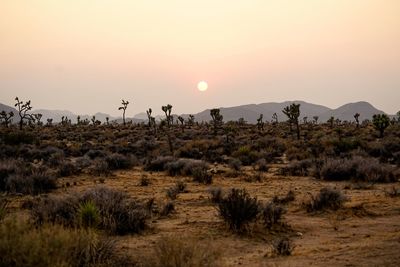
[319,156,398,183]
[143,235,221,267]
[28,186,148,235]
[304,187,348,212]
[0,218,127,267]
[217,188,259,231]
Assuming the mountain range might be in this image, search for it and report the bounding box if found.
[0,100,393,124]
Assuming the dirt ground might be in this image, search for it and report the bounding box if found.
[10,162,400,267]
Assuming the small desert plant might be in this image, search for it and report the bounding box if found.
[272,190,295,205]
[144,156,175,172]
[280,159,312,176]
[192,166,213,184]
[304,187,347,212]
[208,187,223,203]
[105,153,134,170]
[228,158,242,171]
[139,175,150,186]
[262,202,285,229]
[77,201,100,228]
[272,238,294,256]
[150,235,221,267]
[0,197,8,221]
[159,201,175,217]
[217,188,259,231]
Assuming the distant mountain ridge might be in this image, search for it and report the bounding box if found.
[187,100,387,123]
[0,100,393,124]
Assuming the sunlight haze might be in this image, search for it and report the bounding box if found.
[0,0,399,116]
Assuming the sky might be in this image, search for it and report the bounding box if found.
[0,0,399,116]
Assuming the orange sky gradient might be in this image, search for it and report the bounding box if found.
[0,0,399,116]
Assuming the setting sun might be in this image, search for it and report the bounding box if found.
[197,81,208,92]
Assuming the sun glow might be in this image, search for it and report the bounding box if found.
[197,81,208,92]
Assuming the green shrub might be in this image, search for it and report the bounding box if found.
[78,201,100,228]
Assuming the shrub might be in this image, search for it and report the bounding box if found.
[144,156,175,172]
[228,158,242,171]
[89,159,111,176]
[0,218,123,267]
[262,202,285,229]
[272,238,294,256]
[57,160,80,177]
[30,186,148,235]
[29,194,79,226]
[159,201,175,217]
[208,187,223,203]
[150,235,221,267]
[280,159,312,176]
[255,158,269,172]
[105,153,134,170]
[320,156,397,183]
[217,188,259,231]
[304,187,347,212]
[0,197,8,221]
[272,190,295,205]
[192,166,212,184]
[6,169,57,195]
[139,175,150,186]
[77,201,100,228]
[2,131,36,145]
[81,186,147,234]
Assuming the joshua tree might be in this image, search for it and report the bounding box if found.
[256,114,264,131]
[14,97,34,130]
[397,111,400,123]
[106,117,109,125]
[161,104,173,127]
[313,116,319,124]
[178,116,185,132]
[354,113,360,128]
[119,99,129,125]
[187,115,195,128]
[146,108,152,127]
[0,111,13,127]
[327,116,335,128]
[77,115,81,125]
[282,103,301,140]
[210,108,223,135]
[46,118,53,126]
[303,116,308,124]
[272,113,278,124]
[33,113,43,126]
[372,114,390,138]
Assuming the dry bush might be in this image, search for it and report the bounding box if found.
[29,186,148,235]
[146,235,221,267]
[208,186,223,203]
[144,156,175,172]
[304,187,347,212]
[320,156,397,183]
[271,238,294,256]
[217,188,259,231]
[272,190,295,205]
[6,168,57,195]
[262,202,285,229]
[280,159,312,176]
[0,218,126,267]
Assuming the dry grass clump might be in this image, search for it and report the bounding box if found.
[0,218,126,267]
[144,235,221,267]
[304,187,348,212]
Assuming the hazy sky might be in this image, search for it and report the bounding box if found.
[1,0,399,116]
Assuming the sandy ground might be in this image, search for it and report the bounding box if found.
[9,163,400,267]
